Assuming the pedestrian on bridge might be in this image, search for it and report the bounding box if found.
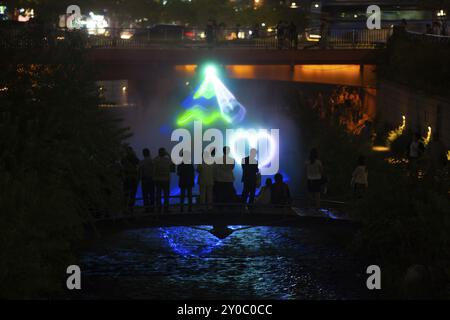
[138,148,154,213]
[153,148,173,213]
[177,151,195,212]
[197,149,215,211]
[241,148,259,204]
[214,146,236,205]
[121,145,139,215]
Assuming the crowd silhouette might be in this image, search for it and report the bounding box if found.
[120,145,296,214]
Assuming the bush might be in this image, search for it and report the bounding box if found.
[0,32,128,298]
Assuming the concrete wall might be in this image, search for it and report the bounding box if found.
[376,79,450,148]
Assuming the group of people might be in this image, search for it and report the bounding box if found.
[304,147,369,209]
[121,146,292,214]
[425,20,448,36]
[276,21,298,49]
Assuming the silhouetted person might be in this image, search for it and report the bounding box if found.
[121,145,139,214]
[288,21,298,49]
[271,173,291,205]
[197,149,215,210]
[177,151,195,212]
[441,20,448,36]
[426,24,433,34]
[153,148,172,213]
[319,19,328,49]
[214,146,236,204]
[351,155,368,198]
[241,148,259,204]
[305,148,323,209]
[255,178,273,205]
[408,133,424,177]
[276,20,284,49]
[427,133,447,180]
[206,19,214,48]
[138,148,154,213]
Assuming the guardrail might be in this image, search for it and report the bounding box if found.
[403,29,450,44]
[0,26,394,49]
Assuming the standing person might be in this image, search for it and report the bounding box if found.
[153,147,172,213]
[255,178,273,205]
[121,145,140,214]
[206,19,214,48]
[288,21,298,49]
[427,133,447,181]
[138,148,154,213]
[441,20,448,36]
[214,146,236,204]
[351,155,368,198]
[197,149,215,210]
[408,133,423,177]
[319,19,328,49]
[305,148,324,210]
[271,173,291,205]
[276,20,284,49]
[241,148,259,204]
[177,151,195,212]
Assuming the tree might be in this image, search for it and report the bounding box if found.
[0,30,129,298]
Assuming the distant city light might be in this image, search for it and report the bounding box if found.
[424,126,432,145]
[86,12,109,35]
[386,115,406,146]
[290,2,298,9]
[372,146,390,152]
[437,10,446,17]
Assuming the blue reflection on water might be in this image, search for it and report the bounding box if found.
[80,225,364,299]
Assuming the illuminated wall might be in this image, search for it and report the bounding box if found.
[175,64,376,87]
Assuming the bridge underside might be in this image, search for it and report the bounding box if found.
[93,212,357,234]
[88,48,378,87]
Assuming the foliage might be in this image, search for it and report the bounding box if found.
[0,31,128,298]
[290,86,450,298]
[378,30,450,97]
[290,88,371,198]
[348,157,450,298]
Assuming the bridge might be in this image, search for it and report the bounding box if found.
[90,199,357,238]
[84,28,386,83]
[1,27,389,86]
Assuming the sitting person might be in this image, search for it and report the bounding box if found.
[271,173,291,206]
[255,178,273,205]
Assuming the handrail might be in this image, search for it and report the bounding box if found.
[0,26,394,49]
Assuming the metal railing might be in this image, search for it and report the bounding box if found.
[403,29,450,44]
[0,26,395,49]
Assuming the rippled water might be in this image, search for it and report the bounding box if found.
[77,226,367,299]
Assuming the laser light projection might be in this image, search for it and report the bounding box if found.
[172,64,279,175]
[176,64,246,126]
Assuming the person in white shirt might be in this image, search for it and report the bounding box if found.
[305,148,323,209]
[214,146,236,204]
[351,155,368,198]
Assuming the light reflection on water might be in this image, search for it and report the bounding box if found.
[79,226,366,299]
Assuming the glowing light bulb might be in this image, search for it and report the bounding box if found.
[205,65,217,78]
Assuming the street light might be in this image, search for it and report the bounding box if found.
[437,9,446,17]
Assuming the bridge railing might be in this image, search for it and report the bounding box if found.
[403,29,450,44]
[0,26,394,49]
